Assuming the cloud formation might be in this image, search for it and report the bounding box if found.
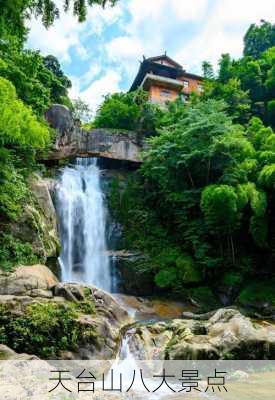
[27,0,275,110]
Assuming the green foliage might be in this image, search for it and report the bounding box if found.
[34,0,118,26]
[94,90,163,135]
[111,94,275,297]
[244,20,275,58]
[0,168,26,220]
[0,302,96,357]
[188,287,220,312]
[0,44,72,114]
[204,24,275,126]
[238,279,275,306]
[155,254,202,289]
[0,77,50,147]
[202,61,214,79]
[258,164,275,189]
[0,234,39,271]
[0,64,57,272]
[0,77,50,230]
[204,78,251,123]
[218,53,233,83]
[267,100,275,126]
[222,272,243,286]
[201,185,239,234]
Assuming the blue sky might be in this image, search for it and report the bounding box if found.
[27,0,275,113]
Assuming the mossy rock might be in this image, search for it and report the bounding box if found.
[188,286,221,312]
[0,300,97,358]
[237,279,275,312]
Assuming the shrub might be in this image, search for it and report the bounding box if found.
[0,301,96,358]
[0,234,39,271]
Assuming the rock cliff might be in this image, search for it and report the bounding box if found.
[45,104,143,163]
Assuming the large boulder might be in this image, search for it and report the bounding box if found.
[0,264,58,296]
[0,266,131,360]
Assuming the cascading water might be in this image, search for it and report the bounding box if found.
[56,157,113,292]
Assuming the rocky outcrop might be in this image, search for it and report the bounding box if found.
[0,264,58,297]
[0,265,130,359]
[45,104,143,163]
[125,308,275,360]
[10,173,60,262]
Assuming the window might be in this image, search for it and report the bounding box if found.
[160,89,171,98]
[183,80,189,89]
[197,84,203,93]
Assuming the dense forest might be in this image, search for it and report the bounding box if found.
[0,0,274,309]
[95,20,275,307]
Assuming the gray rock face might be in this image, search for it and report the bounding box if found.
[45,104,143,163]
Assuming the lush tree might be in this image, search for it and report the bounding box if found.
[202,61,215,80]
[218,53,233,83]
[111,98,275,296]
[94,90,162,136]
[244,20,275,58]
[204,78,251,123]
[0,43,72,114]
[0,77,50,222]
[0,77,49,148]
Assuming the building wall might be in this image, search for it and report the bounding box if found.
[178,76,203,95]
[149,85,179,104]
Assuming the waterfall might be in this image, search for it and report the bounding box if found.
[56,157,112,292]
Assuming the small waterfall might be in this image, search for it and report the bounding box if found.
[56,157,112,292]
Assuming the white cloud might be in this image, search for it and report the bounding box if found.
[175,0,275,73]
[106,36,144,62]
[70,70,122,114]
[27,2,123,62]
[27,12,87,62]
[214,0,275,24]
